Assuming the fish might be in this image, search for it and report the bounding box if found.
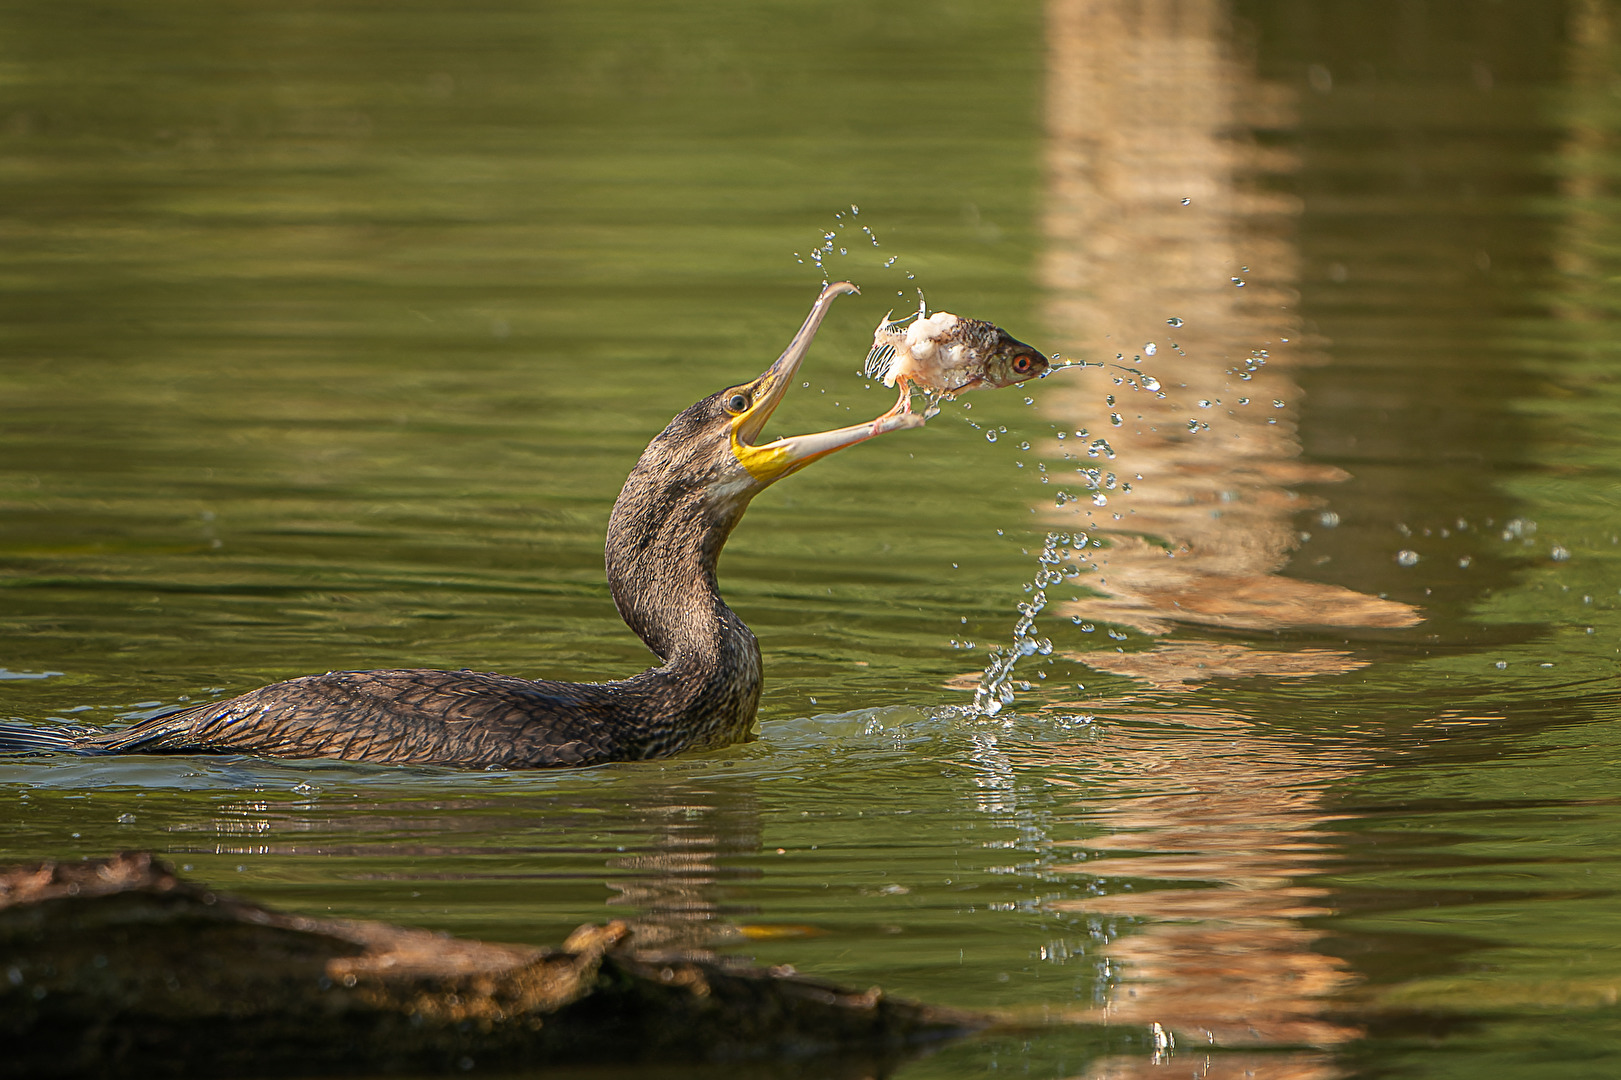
[864,302,1049,414]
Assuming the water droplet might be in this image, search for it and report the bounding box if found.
[1141,376,1161,391]
[1318,511,1340,528]
[1181,197,1191,205]
[1167,317,1183,327]
[1495,660,1507,669]
[1273,400,1286,408]
[1018,441,1030,450]
[1232,277,1246,287]
[1396,550,1420,566]
[986,431,998,443]
[1551,545,1572,561]
[1144,343,1157,356]
[1109,413,1123,427]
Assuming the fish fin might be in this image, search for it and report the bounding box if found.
[875,307,922,336]
[864,340,897,382]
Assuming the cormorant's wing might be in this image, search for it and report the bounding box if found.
[83,670,638,768]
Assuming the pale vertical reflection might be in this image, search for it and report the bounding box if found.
[1035,3,1373,1074]
[1043,0,1417,635]
[1554,0,1615,323]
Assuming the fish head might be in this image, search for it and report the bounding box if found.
[976,327,1050,388]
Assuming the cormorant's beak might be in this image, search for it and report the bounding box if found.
[731,281,925,484]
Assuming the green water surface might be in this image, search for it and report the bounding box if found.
[4,2,1621,1077]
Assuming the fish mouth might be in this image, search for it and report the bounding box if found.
[732,281,924,483]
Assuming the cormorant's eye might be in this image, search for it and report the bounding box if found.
[725,392,750,413]
[1013,356,1032,374]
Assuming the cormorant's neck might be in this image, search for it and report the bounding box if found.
[605,450,753,670]
[597,408,766,758]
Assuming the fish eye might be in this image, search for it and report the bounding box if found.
[1013,356,1032,374]
[725,392,751,413]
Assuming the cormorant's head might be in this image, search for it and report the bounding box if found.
[629,282,923,525]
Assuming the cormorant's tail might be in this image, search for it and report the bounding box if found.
[0,722,99,755]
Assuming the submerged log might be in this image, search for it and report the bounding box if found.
[0,853,983,1078]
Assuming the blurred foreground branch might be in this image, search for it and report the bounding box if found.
[0,852,983,1078]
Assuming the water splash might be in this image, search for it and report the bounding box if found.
[798,206,900,286]
[972,533,1075,716]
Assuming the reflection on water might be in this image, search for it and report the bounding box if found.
[1036,4,1385,1072]
[1030,725,1361,1077]
[1031,1,1621,1077]
[1043,0,1417,638]
[4,2,1621,1078]
[603,788,765,950]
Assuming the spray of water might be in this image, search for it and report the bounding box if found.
[794,204,919,292]
[972,532,1079,715]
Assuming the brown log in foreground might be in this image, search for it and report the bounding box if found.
[0,852,984,1078]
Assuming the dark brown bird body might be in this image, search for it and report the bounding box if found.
[7,283,921,770]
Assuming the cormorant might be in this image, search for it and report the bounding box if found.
[4,282,921,769]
